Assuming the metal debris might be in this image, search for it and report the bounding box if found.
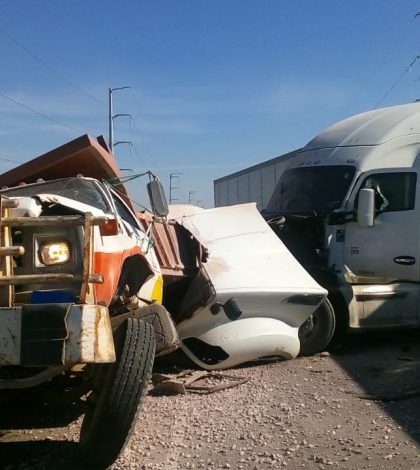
[152,369,249,395]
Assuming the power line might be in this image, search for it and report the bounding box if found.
[131,143,148,170]
[114,113,159,172]
[0,25,107,108]
[130,116,160,171]
[0,155,22,164]
[373,55,420,109]
[0,91,84,134]
[365,14,416,91]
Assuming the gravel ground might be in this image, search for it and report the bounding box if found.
[1,331,420,470]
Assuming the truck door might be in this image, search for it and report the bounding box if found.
[344,168,420,325]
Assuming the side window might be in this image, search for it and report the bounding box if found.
[112,194,139,227]
[360,172,417,212]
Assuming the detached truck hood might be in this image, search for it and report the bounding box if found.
[169,203,327,369]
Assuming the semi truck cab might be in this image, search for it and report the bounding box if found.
[265,102,420,353]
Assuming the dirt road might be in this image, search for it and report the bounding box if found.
[1,331,420,469]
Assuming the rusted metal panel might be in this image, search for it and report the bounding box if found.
[65,304,115,364]
[80,212,96,304]
[0,135,121,188]
[0,134,134,210]
[1,214,109,227]
[0,273,77,285]
[0,273,103,285]
[0,307,21,365]
[138,215,203,278]
[0,304,115,367]
[138,217,179,274]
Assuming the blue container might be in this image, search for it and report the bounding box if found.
[31,290,76,304]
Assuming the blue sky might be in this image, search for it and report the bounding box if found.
[1,1,420,208]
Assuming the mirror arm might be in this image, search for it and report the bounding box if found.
[328,211,356,225]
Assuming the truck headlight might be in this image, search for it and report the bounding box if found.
[39,241,71,265]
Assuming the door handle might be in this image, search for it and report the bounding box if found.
[393,256,415,265]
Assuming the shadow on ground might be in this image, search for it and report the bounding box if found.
[0,440,93,470]
[0,397,84,430]
[332,329,420,443]
[0,389,89,469]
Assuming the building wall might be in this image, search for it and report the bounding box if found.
[214,149,299,211]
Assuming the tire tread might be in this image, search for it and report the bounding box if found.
[80,318,155,467]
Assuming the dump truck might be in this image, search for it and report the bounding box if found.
[265,102,420,354]
[0,136,177,467]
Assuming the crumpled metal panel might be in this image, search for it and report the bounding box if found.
[138,215,204,278]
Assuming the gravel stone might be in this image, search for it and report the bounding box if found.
[2,332,420,469]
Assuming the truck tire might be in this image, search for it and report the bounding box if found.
[298,298,336,356]
[79,318,155,467]
[131,303,180,357]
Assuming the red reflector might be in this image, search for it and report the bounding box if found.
[100,219,119,236]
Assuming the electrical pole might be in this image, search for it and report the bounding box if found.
[169,173,183,203]
[188,190,197,204]
[108,86,131,154]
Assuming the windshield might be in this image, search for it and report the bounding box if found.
[266,165,355,215]
[0,178,109,212]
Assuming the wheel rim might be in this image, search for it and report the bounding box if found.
[299,314,318,341]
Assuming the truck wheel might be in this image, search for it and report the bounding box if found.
[79,318,155,467]
[298,299,336,356]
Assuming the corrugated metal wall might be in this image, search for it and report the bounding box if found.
[214,149,299,211]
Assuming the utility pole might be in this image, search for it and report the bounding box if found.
[169,173,183,204]
[188,190,197,204]
[108,86,131,154]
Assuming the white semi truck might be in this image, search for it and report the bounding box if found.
[265,102,420,354]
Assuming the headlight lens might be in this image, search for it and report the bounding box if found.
[39,241,71,265]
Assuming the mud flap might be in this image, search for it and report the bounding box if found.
[112,303,180,357]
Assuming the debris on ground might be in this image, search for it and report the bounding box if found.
[152,370,249,395]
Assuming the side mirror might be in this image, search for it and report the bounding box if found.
[357,188,375,227]
[147,180,169,217]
